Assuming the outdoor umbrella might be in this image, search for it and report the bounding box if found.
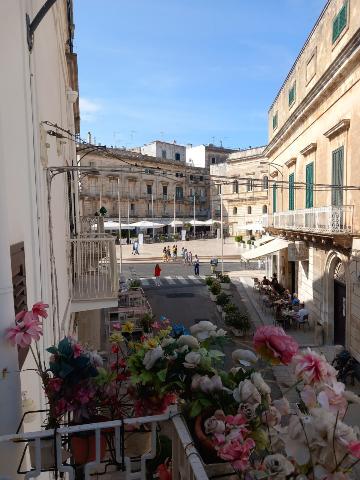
[130,221,165,229]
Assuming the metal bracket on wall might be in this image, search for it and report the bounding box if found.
[26,0,58,51]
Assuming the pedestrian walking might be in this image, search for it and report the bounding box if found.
[188,251,193,265]
[172,244,177,261]
[210,257,218,274]
[133,239,139,255]
[183,248,188,264]
[163,246,168,262]
[166,246,171,261]
[154,263,162,286]
[181,246,185,259]
[194,255,200,276]
[174,245,178,258]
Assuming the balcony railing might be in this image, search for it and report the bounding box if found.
[0,408,209,479]
[269,205,354,234]
[69,235,118,302]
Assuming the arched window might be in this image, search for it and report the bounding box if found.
[247,206,252,214]
[233,180,239,194]
[263,176,269,190]
[233,207,238,215]
[262,205,268,214]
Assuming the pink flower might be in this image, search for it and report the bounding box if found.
[151,321,161,330]
[253,326,298,365]
[76,387,93,405]
[318,384,348,419]
[225,414,248,427]
[54,398,68,417]
[6,313,43,348]
[32,302,49,320]
[347,440,360,459]
[293,348,337,385]
[300,385,317,408]
[73,343,83,359]
[112,322,121,331]
[47,378,63,393]
[217,437,255,471]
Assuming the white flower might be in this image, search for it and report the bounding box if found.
[143,346,164,370]
[183,351,201,368]
[273,397,290,416]
[232,349,258,366]
[204,417,226,435]
[177,335,199,349]
[191,374,223,393]
[233,379,261,405]
[209,328,227,338]
[190,321,217,341]
[161,337,175,348]
[263,454,295,479]
[343,390,360,404]
[251,372,271,395]
[89,351,103,367]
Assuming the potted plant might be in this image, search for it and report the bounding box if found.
[209,281,221,301]
[216,292,230,313]
[225,311,251,337]
[234,235,243,247]
[205,276,215,288]
[222,302,238,321]
[129,278,141,289]
[218,274,231,291]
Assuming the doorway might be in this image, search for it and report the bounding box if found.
[334,279,346,346]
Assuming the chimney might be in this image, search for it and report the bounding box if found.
[88,131,92,143]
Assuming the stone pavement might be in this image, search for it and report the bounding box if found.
[117,238,263,264]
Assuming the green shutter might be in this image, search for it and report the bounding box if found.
[332,147,344,206]
[273,113,278,130]
[333,1,348,43]
[288,83,296,106]
[273,183,277,213]
[289,173,295,210]
[305,163,314,208]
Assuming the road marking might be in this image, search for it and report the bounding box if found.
[188,275,202,284]
[176,276,188,284]
[164,276,176,285]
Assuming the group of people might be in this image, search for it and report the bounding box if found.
[162,245,178,262]
[154,251,200,285]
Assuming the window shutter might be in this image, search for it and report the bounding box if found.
[333,15,340,42]
[289,173,295,210]
[305,163,314,208]
[273,183,277,213]
[339,2,347,32]
[332,147,344,206]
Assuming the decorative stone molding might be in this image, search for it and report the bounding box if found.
[323,119,350,139]
[300,143,317,156]
[285,157,297,168]
[270,170,279,178]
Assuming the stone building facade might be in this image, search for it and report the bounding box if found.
[262,0,360,358]
[132,140,187,162]
[210,147,269,236]
[186,144,239,169]
[79,148,210,223]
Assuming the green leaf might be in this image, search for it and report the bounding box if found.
[189,400,203,418]
[46,346,58,355]
[138,371,153,384]
[157,368,167,382]
[208,350,225,359]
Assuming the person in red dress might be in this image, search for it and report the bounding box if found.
[154,263,161,286]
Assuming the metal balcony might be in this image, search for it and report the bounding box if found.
[69,234,118,311]
[0,408,209,479]
[271,205,354,234]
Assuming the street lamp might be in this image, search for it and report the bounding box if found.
[193,194,196,239]
[151,193,155,240]
[220,190,224,275]
[173,193,176,237]
[117,178,123,274]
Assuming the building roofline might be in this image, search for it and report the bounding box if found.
[268,0,332,112]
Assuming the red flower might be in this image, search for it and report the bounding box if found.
[116,372,128,382]
[47,378,63,393]
[6,312,43,348]
[118,358,127,368]
[73,343,83,359]
[111,344,120,354]
[348,440,360,459]
[32,302,49,320]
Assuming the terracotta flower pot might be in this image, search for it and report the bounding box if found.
[70,431,107,465]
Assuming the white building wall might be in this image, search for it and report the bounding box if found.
[186,145,206,167]
[141,141,186,162]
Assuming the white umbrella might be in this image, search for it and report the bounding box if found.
[104,221,135,230]
[131,220,165,229]
[188,219,207,226]
[168,220,183,227]
[203,219,218,225]
[245,222,264,231]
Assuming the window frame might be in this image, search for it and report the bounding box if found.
[288,81,296,108]
[233,207,238,215]
[332,0,348,44]
[175,152,181,161]
[305,162,314,209]
[272,112,278,131]
[289,173,295,211]
[146,184,152,195]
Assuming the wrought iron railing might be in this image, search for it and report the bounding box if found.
[69,235,118,301]
[271,205,354,234]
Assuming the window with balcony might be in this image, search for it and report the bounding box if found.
[263,205,268,214]
[289,173,295,210]
[288,81,296,107]
[211,157,216,164]
[199,176,203,181]
[332,1,348,44]
[233,207,238,215]
[233,180,239,193]
[147,202,150,213]
[273,183,277,213]
[161,150,167,159]
[163,185,168,196]
[247,179,253,192]
[305,162,314,208]
[147,184,152,195]
[272,112,278,130]
[216,184,222,195]
[175,152,181,161]
[332,147,344,206]
[263,176,269,190]
[247,206,252,214]
[175,186,183,199]
[130,203,135,213]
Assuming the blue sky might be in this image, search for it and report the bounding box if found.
[74,0,325,150]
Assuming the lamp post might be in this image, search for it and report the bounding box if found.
[193,194,196,239]
[117,178,123,274]
[173,193,176,236]
[220,190,224,275]
[151,193,155,240]
[127,199,130,244]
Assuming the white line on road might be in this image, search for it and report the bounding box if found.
[176,276,188,284]
[188,275,202,284]
[164,276,176,285]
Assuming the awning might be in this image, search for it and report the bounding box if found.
[188,219,207,226]
[130,221,165,229]
[241,238,290,261]
[254,235,274,247]
[168,220,184,227]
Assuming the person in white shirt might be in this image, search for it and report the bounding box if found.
[296,303,309,325]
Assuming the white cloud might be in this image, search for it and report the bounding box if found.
[79,97,102,123]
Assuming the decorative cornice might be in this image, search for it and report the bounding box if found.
[323,119,350,139]
[264,29,360,158]
[300,143,317,156]
[270,170,279,178]
[285,157,297,168]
